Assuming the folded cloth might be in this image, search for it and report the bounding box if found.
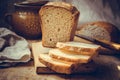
[0,28,31,67]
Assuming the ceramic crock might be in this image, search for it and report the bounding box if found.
[6,1,48,39]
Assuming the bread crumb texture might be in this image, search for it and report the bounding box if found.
[39,2,79,47]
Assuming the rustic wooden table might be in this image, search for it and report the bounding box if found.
[0,59,120,80]
[0,39,120,80]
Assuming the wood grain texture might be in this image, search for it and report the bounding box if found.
[0,60,120,80]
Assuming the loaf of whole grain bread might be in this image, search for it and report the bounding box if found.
[39,2,80,47]
[76,21,120,54]
[76,21,120,43]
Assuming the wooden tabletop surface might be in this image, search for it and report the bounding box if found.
[0,59,120,80]
[0,39,120,80]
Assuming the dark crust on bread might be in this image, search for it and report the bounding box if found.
[70,7,80,41]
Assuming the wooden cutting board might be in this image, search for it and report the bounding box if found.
[31,41,56,74]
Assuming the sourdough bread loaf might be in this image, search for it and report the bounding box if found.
[56,42,100,55]
[39,2,80,47]
[76,21,120,43]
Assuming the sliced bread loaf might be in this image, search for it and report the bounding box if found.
[49,49,92,63]
[56,42,100,55]
[39,53,97,74]
[39,2,80,47]
[76,21,120,43]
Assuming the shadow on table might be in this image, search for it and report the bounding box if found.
[57,64,120,80]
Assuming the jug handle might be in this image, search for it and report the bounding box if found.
[5,13,13,26]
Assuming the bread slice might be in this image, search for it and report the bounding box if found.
[39,53,97,74]
[39,53,75,74]
[49,49,92,63]
[76,21,120,43]
[39,2,80,47]
[56,42,100,55]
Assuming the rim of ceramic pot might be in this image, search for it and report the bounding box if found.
[14,1,48,9]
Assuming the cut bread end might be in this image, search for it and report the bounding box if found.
[40,6,75,47]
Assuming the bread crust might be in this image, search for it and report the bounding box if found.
[77,21,120,43]
[39,2,80,47]
[45,2,73,11]
[70,8,80,41]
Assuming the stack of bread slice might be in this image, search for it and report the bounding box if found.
[39,41,100,74]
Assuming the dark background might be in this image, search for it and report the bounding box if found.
[0,0,120,29]
[0,0,25,28]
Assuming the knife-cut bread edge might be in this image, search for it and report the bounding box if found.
[39,53,97,74]
[56,42,100,56]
